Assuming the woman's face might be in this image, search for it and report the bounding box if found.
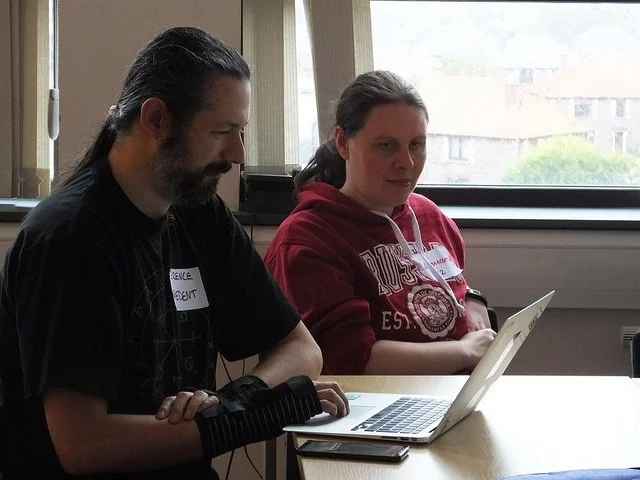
[336,103,427,215]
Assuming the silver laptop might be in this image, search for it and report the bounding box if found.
[284,291,555,444]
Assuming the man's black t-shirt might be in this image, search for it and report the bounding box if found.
[0,159,301,479]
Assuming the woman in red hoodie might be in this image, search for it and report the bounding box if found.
[264,71,496,375]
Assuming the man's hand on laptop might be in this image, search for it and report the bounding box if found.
[156,378,350,423]
[314,380,350,417]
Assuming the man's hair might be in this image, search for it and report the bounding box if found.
[294,70,427,197]
[61,26,250,185]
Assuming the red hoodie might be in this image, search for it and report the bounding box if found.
[264,182,470,374]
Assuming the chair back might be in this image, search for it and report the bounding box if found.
[631,331,640,378]
[487,307,499,331]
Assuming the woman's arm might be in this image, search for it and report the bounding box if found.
[44,388,202,475]
[364,328,496,375]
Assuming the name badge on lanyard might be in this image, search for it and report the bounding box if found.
[169,267,210,311]
[412,245,462,280]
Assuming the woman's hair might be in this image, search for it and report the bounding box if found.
[293,70,427,197]
[60,26,250,186]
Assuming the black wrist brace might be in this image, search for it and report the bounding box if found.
[194,375,322,459]
[216,375,269,404]
[182,375,266,404]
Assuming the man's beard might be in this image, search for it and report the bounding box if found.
[151,134,232,206]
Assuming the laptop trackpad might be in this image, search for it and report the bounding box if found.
[305,405,377,426]
[348,405,378,419]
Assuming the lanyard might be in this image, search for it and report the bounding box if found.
[372,205,465,316]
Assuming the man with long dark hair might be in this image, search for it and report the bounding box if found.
[0,26,347,479]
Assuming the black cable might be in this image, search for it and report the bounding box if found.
[224,448,235,480]
[240,357,264,478]
[220,356,262,478]
[220,355,233,384]
[219,356,234,478]
[243,445,264,480]
[250,211,255,244]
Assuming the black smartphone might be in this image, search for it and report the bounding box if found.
[296,439,410,463]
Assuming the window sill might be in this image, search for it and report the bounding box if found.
[0,199,39,222]
[2,199,639,230]
[234,207,640,230]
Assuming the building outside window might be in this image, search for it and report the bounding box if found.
[616,98,627,118]
[574,99,593,118]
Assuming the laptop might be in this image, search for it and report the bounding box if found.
[284,290,555,444]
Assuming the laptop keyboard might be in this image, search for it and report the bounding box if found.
[351,397,452,435]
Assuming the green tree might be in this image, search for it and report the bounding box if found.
[437,54,490,76]
[503,136,640,185]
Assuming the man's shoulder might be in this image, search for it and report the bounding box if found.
[20,169,113,247]
[171,194,235,231]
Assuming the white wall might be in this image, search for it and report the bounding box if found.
[0,225,18,261]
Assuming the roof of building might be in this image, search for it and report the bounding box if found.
[416,72,593,139]
[497,33,569,69]
[528,54,640,99]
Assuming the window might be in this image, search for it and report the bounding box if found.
[616,98,627,118]
[295,0,320,166]
[584,131,596,144]
[448,136,471,161]
[242,0,300,175]
[369,1,640,189]
[613,131,627,153]
[242,0,640,215]
[519,68,533,84]
[574,99,593,118]
[244,0,372,174]
[1,0,54,201]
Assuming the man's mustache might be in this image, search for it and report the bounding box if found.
[203,161,233,176]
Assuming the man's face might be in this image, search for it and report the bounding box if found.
[151,76,251,205]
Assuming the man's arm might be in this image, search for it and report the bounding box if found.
[250,321,322,388]
[44,388,203,475]
[249,323,350,416]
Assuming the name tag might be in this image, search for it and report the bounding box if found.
[412,246,462,279]
[169,267,209,311]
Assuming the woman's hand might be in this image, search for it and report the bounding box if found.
[459,328,497,369]
[465,297,491,331]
